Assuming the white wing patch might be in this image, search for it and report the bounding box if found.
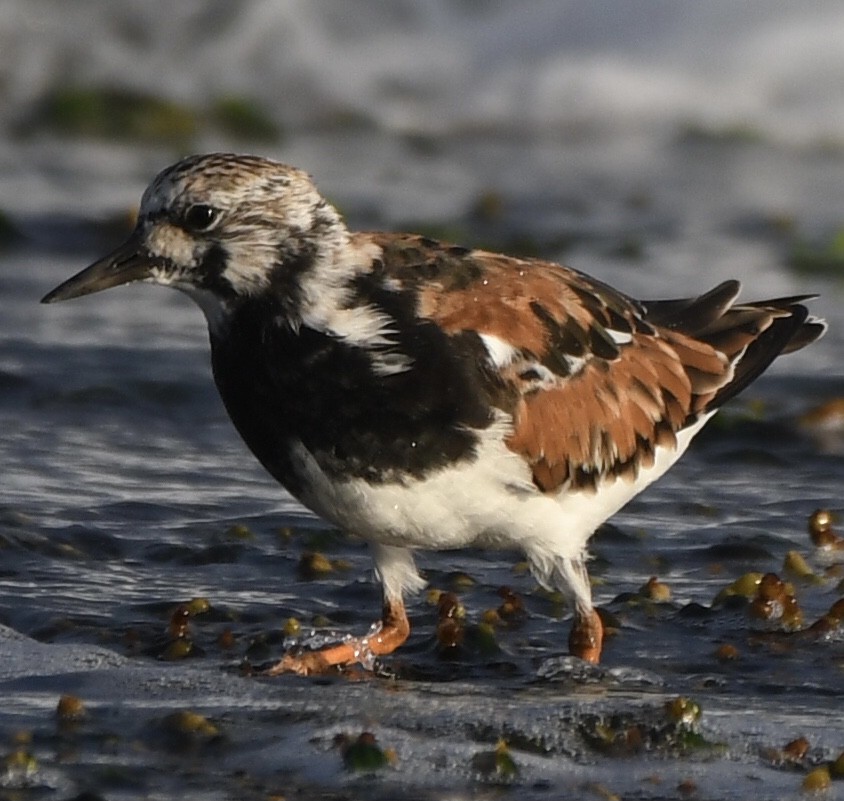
[607,328,633,346]
[303,303,414,376]
[479,333,520,368]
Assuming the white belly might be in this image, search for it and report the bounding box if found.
[284,413,712,562]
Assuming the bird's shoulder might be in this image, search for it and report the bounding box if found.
[357,230,648,348]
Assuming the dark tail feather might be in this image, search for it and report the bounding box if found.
[643,281,741,331]
[708,303,809,409]
[645,284,827,411]
[780,313,827,354]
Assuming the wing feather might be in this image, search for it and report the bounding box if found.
[364,232,822,493]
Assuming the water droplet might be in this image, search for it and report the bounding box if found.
[355,637,377,671]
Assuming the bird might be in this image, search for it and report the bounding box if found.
[42,152,826,675]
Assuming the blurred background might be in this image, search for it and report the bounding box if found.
[3,0,844,298]
[1,4,844,799]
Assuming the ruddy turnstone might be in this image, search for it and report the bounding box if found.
[42,153,826,674]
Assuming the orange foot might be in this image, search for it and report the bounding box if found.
[568,608,603,664]
[264,598,410,676]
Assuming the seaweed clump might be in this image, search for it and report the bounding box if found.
[21,85,283,145]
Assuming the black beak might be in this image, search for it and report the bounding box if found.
[41,234,161,304]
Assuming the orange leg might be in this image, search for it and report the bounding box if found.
[568,608,603,664]
[264,597,410,676]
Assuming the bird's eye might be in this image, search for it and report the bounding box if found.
[182,204,220,232]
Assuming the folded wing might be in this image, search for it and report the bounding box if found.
[372,234,825,493]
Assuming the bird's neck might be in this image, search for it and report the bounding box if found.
[292,232,386,339]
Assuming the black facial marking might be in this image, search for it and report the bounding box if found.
[197,244,236,298]
[266,237,319,315]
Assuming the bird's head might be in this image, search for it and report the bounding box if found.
[41,153,348,324]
